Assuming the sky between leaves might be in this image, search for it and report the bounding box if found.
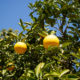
[0,0,74,37]
[0,0,36,31]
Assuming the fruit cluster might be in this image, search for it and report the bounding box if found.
[14,35,59,54]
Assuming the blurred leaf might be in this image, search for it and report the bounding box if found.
[59,69,70,78]
[66,74,79,80]
[2,70,6,76]
[43,61,55,70]
[24,22,32,25]
[38,31,48,38]
[10,32,18,37]
[62,41,72,47]
[35,62,45,78]
[19,19,26,30]
[44,72,60,78]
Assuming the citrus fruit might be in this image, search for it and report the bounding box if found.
[43,35,59,49]
[7,63,15,71]
[14,42,27,54]
[0,66,2,69]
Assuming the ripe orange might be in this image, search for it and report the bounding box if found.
[43,35,59,49]
[0,66,2,69]
[14,42,27,54]
[7,63,15,71]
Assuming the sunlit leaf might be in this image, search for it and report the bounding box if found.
[59,69,70,78]
[35,62,45,78]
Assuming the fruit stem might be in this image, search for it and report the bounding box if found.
[50,31,56,35]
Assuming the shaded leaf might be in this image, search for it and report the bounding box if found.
[62,42,72,47]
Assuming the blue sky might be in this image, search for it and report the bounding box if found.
[0,0,36,31]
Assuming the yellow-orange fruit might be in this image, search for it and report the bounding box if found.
[0,66,2,69]
[7,63,15,71]
[14,42,27,54]
[43,35,59,49]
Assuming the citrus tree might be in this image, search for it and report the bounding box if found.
[0,0,80,80]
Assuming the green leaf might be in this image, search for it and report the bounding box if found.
[43,61,55,70]
[67,74,78,78]
[24,22,32,25]
[18,31,24,38]
[59,69,70,78]
[66,74,79,80]
[38,31,48,38]
[2,70,7,76]
[35,62,45,78]
[10,32,18,37]
[62,41,72,47]
[44,72,60,78]
[19,19,25,30]
[68,27,75,31]
[38,33,47,38]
